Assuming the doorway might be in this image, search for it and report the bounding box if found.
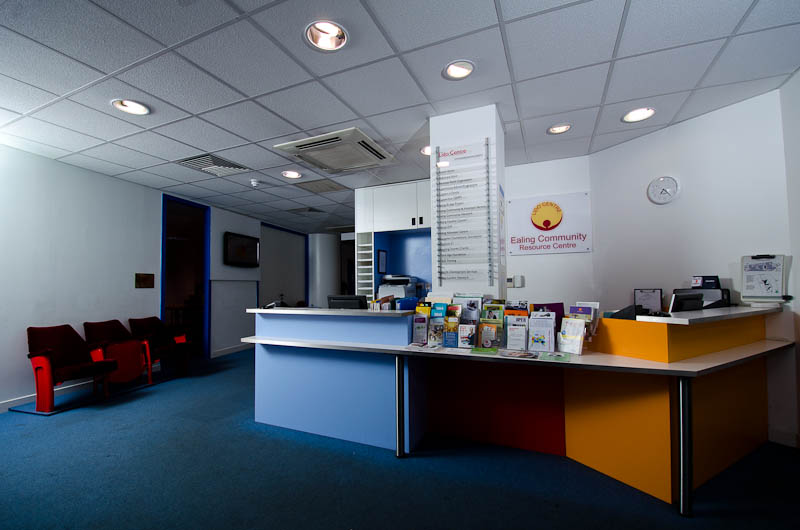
[161,195,210,357]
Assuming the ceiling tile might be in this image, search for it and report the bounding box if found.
[225,171,286,188]
[0,74,56,113]
[261,164,325,183]
[115,170,182,189]
[114,131,203,160]
[293,194,335,207]
[59,153,131,175]
[205,194,253,207]
[320,190,354,203]
[118,52,241,114]
[590,125,663,153]
[675,75,789,122]
[266,198,305,210]
[237,202,280,215]
[229,0,274,11]
[504,121,527,166]
[2,118,103,151]
[432,85,519,122]
[81,142,165,168]
[213,144,289,170]
[331,172,383,188]
[0,0,162,72]
[506,0,625,80]
[323,58,428,116]
[154,118,246,152]
[499,0,577,20]
[161,183,218,198]
[263,184,315,199]
[368,105,433,144]
[32,100,142,140]
[92,0,239,46]
[69,78,189,128]
[606,40,724,103]
[515,63,609,119]
[0,108,20,126]
[0,134,70,158]
[403,28,511,101]
[618,0,751,57]
[178,21,310,96]
[227,189,281,203]
[371,164,427,184]
[702,25,800,87]
[193,177,251,194]
[143,162,209,182]
[257,81,357,130]
[201,101,297,142]
[521,107,599,146]
[740,0,800,33]
[527,137,591,163]
[252,0,393,76]
[0,27,102,94]
[596,91,690,134]
[365,0,497,51]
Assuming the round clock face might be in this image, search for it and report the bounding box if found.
[647,176,680,205]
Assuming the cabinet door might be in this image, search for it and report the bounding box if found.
[372,182,418,232]
[416,180,431,228]
[354,187,374,233]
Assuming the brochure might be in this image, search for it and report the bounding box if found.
[431,302,448,319]
[505,315,528,351]
[428,318,444,347]
[528,312,555,352]
[453,293,482,324]
[443,316,460,348]
[412,314,428,345]
[458,324,476,348]
[558,317,586,355]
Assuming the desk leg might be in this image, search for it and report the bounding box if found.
[678,376,693,516]
[395,355,405,458]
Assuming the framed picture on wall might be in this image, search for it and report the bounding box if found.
[377,250,387,274]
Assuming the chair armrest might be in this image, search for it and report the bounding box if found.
[87,340,110,352]
[89,348,105,362]
[173,334,188,344]
[27,348,54,359]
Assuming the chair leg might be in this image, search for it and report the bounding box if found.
[31,358,55,413]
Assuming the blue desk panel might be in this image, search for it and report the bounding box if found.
[256,314,412,345]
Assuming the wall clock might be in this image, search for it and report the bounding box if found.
[647,176,680,205]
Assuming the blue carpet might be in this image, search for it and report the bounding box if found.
[1,348,798,529]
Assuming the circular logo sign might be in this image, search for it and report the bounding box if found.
[530,201,563,231]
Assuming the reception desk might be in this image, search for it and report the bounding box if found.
[243,306,793,516]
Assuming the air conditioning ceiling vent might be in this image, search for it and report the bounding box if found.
[177,154,250,177]
[273,127,394,173]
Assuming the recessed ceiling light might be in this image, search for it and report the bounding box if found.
[110,99,150,115]
[442,60,474,80]
[622,107,656,123]
[281,170,302,179]
[436,161,450,168]
[420,145,432,156]
[547,123,571,135]
[305,20,348,51]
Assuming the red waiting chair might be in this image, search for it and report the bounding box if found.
[83,320,148,385]
[129,316,191,378]
[27,325,118,413]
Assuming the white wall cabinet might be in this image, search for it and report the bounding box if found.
[354,187,374,233]
[416,180,431,228]
[361,180,431,233]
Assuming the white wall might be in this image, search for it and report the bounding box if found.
[0,146,161,405]
[260,224,306,307]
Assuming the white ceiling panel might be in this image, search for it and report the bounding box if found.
[0,134,70,158]
[194,177,251,194]
[114,131,203,160]
[143,162,210,183]
[506,0,625,80]
[293,194,336,207]
[370,164,427,184]
[527,136,591,163]
[32,100,143,140]
[324,58,428,116]
[504,121,527,166]
[237,202,280,215]
[521,107,599,146]
[403,28,511,101]
[590,125,663,153]
[205,194,253,207]
[596,91,690,134]
[227,189,281,203]
[68,78,190,128]
[499,0,577,20]
[201,102,297,142]
[740,0,800,33]
[331,172,383,189]
[92,0,239,46]
[515,63,608,119]
[161,183,218,198]
[252,0,393,76]
[432,85,519,122]
[114,170,182,189]
[0,0,162,72]
[118,53,241,114]
[675,75,789,122]
[618,0,751,57]
[0,74,56,113]
[0,27,102,94]
[0,108,20,126]
[59,153,131,175]
[264,185,315,199]
[265,198,305,211]
[81,143,165,168]
[2,118,103,151]
[368,105,433,144]
[258,82,357,130]
[225,171,287,188]
[213,144,289,170]
[606,40,724,104]
[702,25,800,87]
[320,190,354,203]
[178,21,310,96]
[154,117,246,152]
[365,0,497,51]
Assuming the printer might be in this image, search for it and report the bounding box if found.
[377,275,418,299]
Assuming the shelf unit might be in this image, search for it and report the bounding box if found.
[356,232,374,299]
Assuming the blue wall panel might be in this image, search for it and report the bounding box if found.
[374,228,432,289]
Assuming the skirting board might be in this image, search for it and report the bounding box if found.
[769,427,800,448]
[212,343,252,358]
[0,379,92,413]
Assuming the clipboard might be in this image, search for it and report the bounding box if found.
[634,288,663,313]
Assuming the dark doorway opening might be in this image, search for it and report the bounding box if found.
[340,238,355,295]
[161,195,209,358]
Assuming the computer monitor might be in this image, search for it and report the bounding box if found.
[328,295,368,310]
[668,292,704,313]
